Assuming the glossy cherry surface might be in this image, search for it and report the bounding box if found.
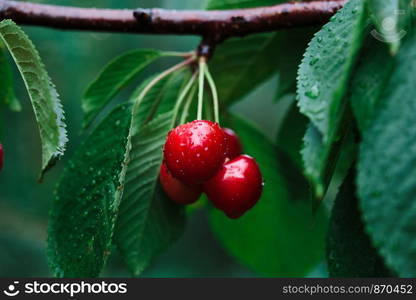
[223,128,242,159]
[159,163,202,205]
[204,155,263,219]
[164,120,227,185]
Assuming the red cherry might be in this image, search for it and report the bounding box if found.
[204,155,263,219]
[159,163,201,205]
[164,120,227,185]
[0,144,3,171]
[223,128,242,159]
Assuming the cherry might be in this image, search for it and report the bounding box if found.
[164,120,227,185]
[159,163,202,205]
[204,155,263,219]
[0,144,3,171]
[223,128,242,159]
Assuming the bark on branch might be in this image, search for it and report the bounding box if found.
[0,0,345,40]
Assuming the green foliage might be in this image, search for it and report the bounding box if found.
[82,49,163,128]
[207,0,313,106]
[301,121,356,200]
[210,30,312,106]
[297,0,367,140]
[297,0,367,199]
[302,124,329,198]
[367,0,413,54]
[276,102,308,168]
[0,20,67,178]
[209,114,328,276]
[327,170,391,277]
[0,46,20,111]
[114,72,187,276]
[209,34,281,105]
[48,103,131,277]
[4,0,416,279]
[48,68,188,277]
[358,30,416,277]
[349,39,394,132]
[274,28,318,100]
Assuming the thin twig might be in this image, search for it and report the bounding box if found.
[0,0,345,40]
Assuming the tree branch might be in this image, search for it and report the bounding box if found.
[0,0,345,40]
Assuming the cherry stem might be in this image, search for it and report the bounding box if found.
[180,82,197,124]
[172,71,198,125]
[204,65,219,124]
[197,57,206,120]
[162,50,195,58]
[133,57,194,117]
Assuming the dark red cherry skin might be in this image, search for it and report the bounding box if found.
[204,155,263,219]
[223,128,242,159]
[0,144,3,171]
[159,163,202,205]
[164,120,227,185]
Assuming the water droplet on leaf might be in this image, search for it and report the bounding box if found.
[305,84,320,99]
[309,55,320,66]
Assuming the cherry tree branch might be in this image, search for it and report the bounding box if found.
[0,0,345,40]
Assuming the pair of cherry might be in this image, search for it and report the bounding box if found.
[160,120,263,219]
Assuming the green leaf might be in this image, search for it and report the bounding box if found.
[48,103,131,277]
[207,0,313,106]
[297,0,367,199]
[116,114,185,276]
[358,31,416,277]
[209,114,328,276]
[327,169,391,277]
[211,27,314,106]
[82,49,163,128]
[297,0,368,141]
[367,0,413,54]
[276,101,308,168]
[350,39,394,132]
[114,72,187,276]
[211,30,312,106]
[274,28,318,101]
[209,33,280,105]
[0,45,21,111]
[301,121,356,199]
[0,20,67,178]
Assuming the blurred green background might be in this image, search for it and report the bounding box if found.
[0,0,315,277]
